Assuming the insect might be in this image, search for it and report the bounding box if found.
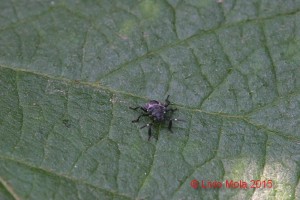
[129,95,182,141]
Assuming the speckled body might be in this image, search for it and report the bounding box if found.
[143,100,167,121]
[130,95,180,141]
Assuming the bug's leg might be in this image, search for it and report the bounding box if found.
[132,113,149,123]
[168,119,173,133]
[130,106,148,113]
[129,106,140,110]
[140,123,153,141]
[147,126,152,141]
[168,118,186,132]
[141,107,148,113]
[166,108,177,113]
[165,95,171,107]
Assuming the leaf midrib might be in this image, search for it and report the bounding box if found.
[2,65,299,142]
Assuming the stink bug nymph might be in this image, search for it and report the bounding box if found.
[129,95,182,140]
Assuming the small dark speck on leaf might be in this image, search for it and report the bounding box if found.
[63,119,71,128]
[227,68,233,73]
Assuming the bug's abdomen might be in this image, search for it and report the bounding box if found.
[150,106,165,121]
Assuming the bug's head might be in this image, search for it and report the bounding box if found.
[144,100,159,110]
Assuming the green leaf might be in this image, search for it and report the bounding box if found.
[0,0,300,199]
